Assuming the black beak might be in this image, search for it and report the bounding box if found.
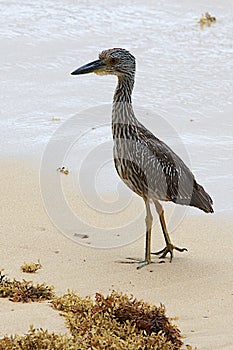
[71,59,106,75]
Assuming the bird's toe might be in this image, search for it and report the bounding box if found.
[152,244,187,262]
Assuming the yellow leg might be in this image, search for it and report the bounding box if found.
[152,200,187,262]
[137,198,153,269]
[117,198,154,269]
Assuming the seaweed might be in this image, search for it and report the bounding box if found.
[0,271,197,349]
[20,259,42,273]
[51,291,183,349]
[0,326,75,350]
[198,12,216,28]
[0,270,54,302]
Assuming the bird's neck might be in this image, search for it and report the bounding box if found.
[112,74,139,126]
[113,75,134,103]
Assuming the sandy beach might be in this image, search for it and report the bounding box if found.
[1,157,233,349]
[1,0,233,348]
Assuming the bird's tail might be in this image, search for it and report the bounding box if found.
[190,182,214,213]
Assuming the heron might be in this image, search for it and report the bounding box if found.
[71,48,213,268]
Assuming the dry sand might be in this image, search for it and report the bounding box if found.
[0,157,232,349]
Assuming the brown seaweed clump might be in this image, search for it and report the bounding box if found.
[0,285,198,349]
[0,326,75,350]
[0,270,54,302]
[198,12,216,28]
[51,290,183,349]
[20,259,42,273]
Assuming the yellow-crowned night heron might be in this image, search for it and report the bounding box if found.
[71,48,214,268]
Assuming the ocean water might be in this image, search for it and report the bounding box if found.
[1,0,233,214]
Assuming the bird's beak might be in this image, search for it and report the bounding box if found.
[71,59,106,75]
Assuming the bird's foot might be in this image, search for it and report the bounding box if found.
[152,244,187,262]
[116,257,154,269]
[136,259,152,270]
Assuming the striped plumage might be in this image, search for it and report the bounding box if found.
[71,48,214,268]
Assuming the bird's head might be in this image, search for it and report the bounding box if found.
[71,48,135,78]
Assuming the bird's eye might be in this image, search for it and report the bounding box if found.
[109,57,119,65]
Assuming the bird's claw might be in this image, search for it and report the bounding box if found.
[136,259,152,269]
[152,244,187,262]
[116,257,154,269]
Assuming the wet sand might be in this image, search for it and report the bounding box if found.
[1,158,233,349]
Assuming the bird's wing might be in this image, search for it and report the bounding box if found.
[134,123,195,204]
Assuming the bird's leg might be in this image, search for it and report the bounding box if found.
[152,200,187,262]
[137,198,153,269]
[116,198,154,268]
